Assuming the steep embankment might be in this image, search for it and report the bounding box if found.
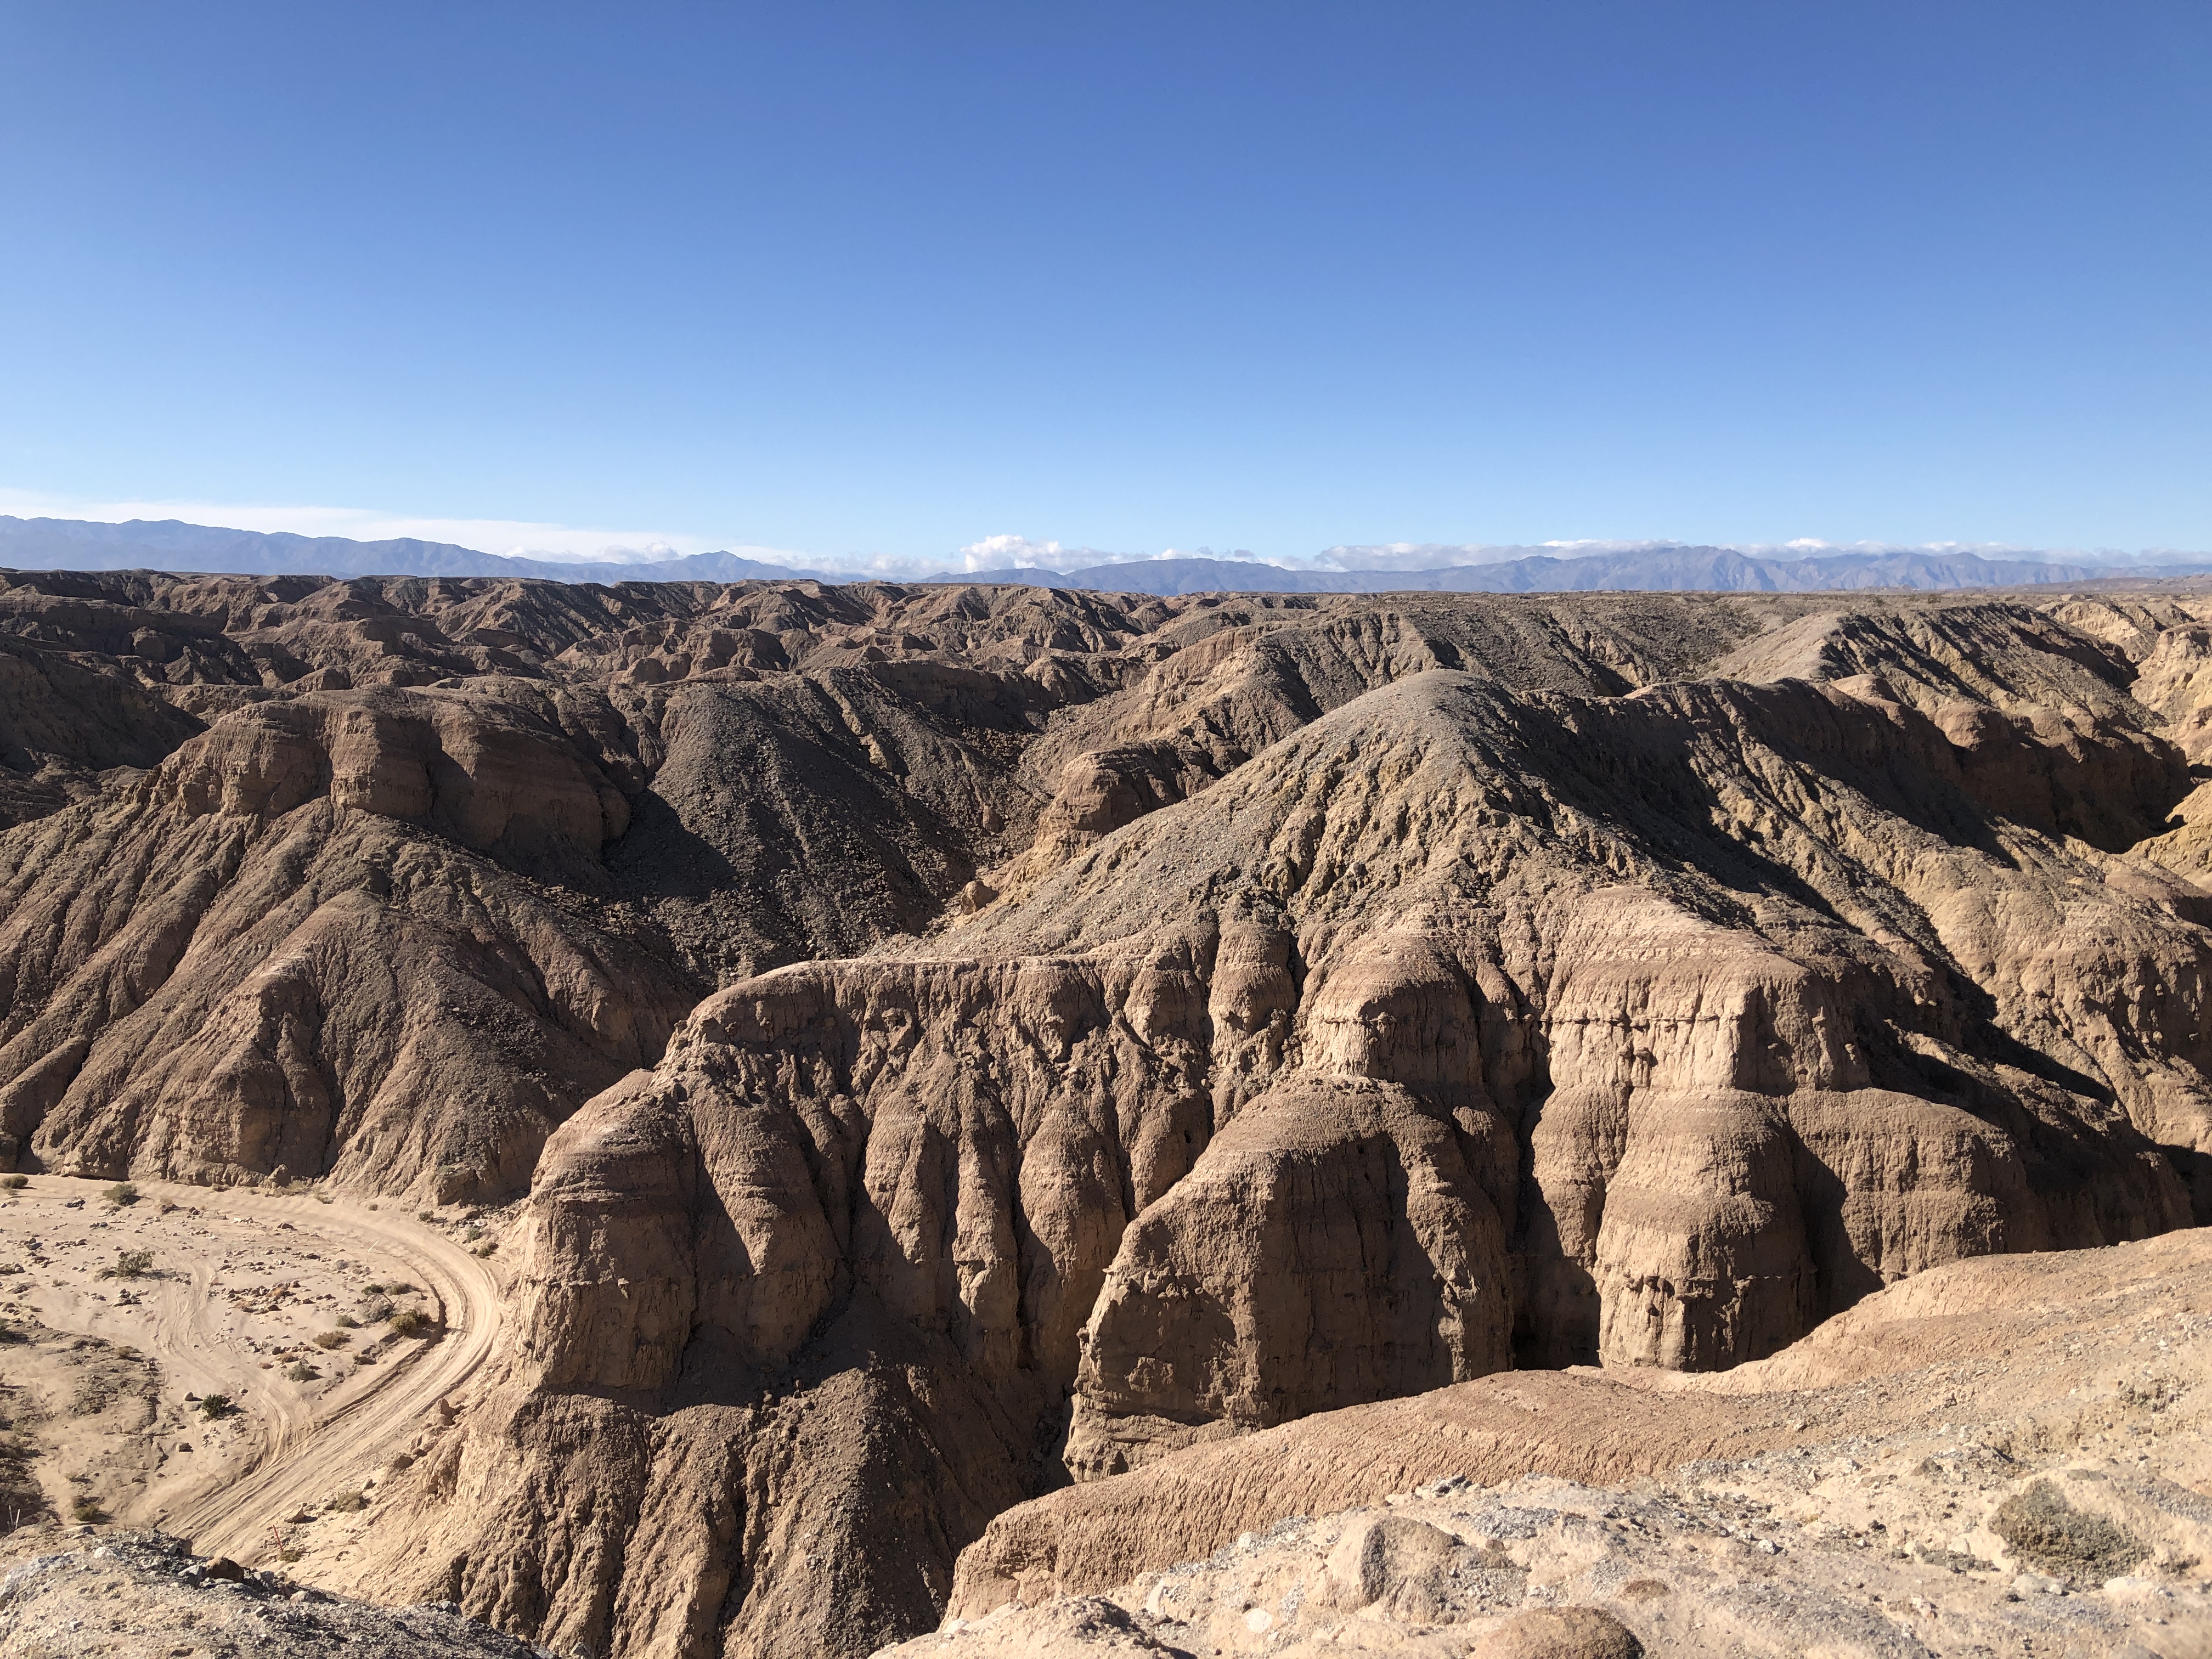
[10,573,2212,1657]
[906,1226,2212,1658]
[360,595,2212,1658]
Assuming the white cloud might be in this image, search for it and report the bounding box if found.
[958,534,1068,571]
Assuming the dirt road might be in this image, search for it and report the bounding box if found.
[161,1183,505,1561]
[0,1176,505,1565]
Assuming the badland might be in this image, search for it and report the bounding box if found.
[6,567,2212,1658]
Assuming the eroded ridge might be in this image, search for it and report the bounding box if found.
[8,572,2212,1656]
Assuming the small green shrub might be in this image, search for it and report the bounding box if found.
[387,1308,431,1338]
[334,1314,358,1329]
[278,1547,303,1564]
[311,1330,349,1350]
[198,1393,235,1420]
[329,1491,366,1513]
[103,1183,138,1207]
[111,1249,154,1279]
[0,1176,26,1190]
[70,1495,105,1522]
[284,1361,317,1383]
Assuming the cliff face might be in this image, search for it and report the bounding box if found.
[9,569,2212,1657]
[900,1224,2212,1659]
[366,598,2210,1657]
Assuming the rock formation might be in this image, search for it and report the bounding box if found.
[898,1224,2212,1656]
[9,567,2212,1656]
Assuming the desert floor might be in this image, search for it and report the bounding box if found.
[0,1175,508,1574]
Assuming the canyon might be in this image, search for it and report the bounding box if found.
[5,567,2212,1657]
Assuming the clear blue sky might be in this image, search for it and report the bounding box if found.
[2,2,2207,565]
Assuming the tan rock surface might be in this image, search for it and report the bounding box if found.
[13,571,2212,1656]
[889,1226,2212,1658]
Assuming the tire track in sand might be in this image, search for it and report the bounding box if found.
[144,1183,505,1562]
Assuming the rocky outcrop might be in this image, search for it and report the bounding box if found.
[901,1224,2212,1658]
[356,598,2212,1656]
[15,569,2212,1657]
[0,574,1166,1191]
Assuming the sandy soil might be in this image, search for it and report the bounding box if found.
[0,1176,507,1579]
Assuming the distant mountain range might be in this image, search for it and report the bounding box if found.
[0,516,819,584]
[942,547,2210,595]
[5,515,2208,596]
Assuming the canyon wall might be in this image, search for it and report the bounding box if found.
[7,569,2212,1656]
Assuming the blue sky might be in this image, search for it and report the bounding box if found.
[1,2,2206,571]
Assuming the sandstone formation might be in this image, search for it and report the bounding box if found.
[895,1225,2212,1657]
[9,568,2212,1656]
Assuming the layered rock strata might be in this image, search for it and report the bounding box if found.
[11,569,2212,1657]
[898,1226,2212,1658]
[357,599,2212,1657]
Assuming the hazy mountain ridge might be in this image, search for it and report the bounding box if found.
[946,546,2210,595]
[8,516,2211,596]
[0,515,826,584]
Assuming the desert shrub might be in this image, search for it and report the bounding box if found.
[387,1308,431,1338]
[1988,1480,2149,1585]
[111,1249,153,1279]
[311,1330,349,1350]
[418,1210,436,1222]
[70,1494,105,1522]
[284,1361,317,1383]
[198,1393,235,1420]
[329,1491,366,1513]
[462,1224,483,1242]
[278,1547,302,1563]
[362,1296,394,1323]
[103,1183,138,1207]
[334,1313,358,1329]
[0,1176,25,1190]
